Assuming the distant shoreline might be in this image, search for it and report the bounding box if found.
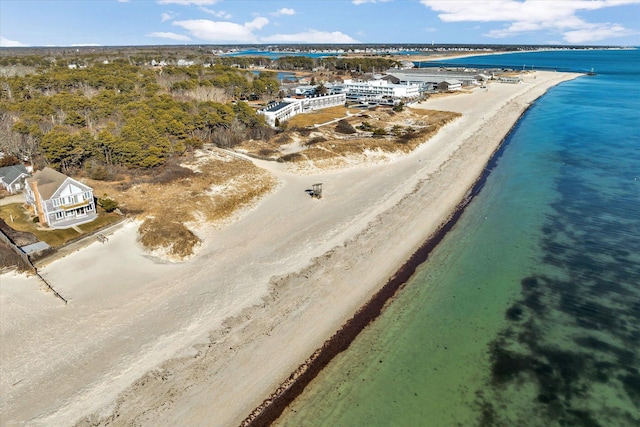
[389,46,636,63]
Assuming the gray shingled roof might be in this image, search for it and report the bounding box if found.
[0,164,29,185]
[28,167,69,200]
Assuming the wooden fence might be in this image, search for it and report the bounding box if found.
[0,228,68,304]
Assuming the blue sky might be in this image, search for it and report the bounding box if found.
[1,0,639,47]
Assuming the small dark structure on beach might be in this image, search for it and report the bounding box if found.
[311,183,322,199]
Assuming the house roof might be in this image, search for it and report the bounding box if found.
[0,164,29,185]
[28,167,69,200]
[380,74,401,84]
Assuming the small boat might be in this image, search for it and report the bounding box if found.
[587,68,597,76]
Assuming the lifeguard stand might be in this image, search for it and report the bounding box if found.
[311,183,323,199]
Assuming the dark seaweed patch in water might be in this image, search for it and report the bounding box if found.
[521,291,543,313]
[574,336,636,366]
[505,305,524,321]
[470,109,640,426]
[620,374,640,401]
[475,194,640,425]
[521,276,539,290]
[537,393,557,404]
[489,345,533,385]
[565,410,602,427]
[477,400,497,427]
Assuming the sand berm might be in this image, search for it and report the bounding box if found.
[0,70,580,426]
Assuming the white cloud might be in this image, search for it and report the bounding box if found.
[421,0,640,43]
[161,12,174,22]
[272,8,296,16]
[0,36,27,47]
[173,17,268,42]
[147,31,191,41]
[199,7,231,19]
[564,23,633,43]
[157,0,218,5]
[261,29,359,44]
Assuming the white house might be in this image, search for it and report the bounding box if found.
[25,167,96,229]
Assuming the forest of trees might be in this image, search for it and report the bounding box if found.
[0,47,404,178]
[0,60,279,177]
[214,55,400,74]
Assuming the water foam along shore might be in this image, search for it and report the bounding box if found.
[0,70,580,426]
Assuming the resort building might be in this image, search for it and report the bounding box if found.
[341,79,420,101]
[258,93,346,126]
[386,70,482,92]
[25,167,96,229]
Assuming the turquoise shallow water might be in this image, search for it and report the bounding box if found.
[276,50,640,427]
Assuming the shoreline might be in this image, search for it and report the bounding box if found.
[0,71,581,426]
[241,110,526,426]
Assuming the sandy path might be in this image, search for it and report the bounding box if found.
[0,71,580,426]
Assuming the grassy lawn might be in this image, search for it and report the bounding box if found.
[0,203,122,248]
[287,106,352,128]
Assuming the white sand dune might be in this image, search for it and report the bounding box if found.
[0,71,580,426]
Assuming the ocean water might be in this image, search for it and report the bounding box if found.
[275,49,640,427]
[220,49,422,59]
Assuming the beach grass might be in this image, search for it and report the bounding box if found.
[85,151,276,258]
[237,105,461,166]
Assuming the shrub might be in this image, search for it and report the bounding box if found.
[273,132,292,145]
[292,126,312,137]
[99,197,118,213]
[0,155,21,167]
[88,165,109,181]
[280,152,302,162]
[335,119,356,134]
[372,127,387,137]
[305,136,327,146]
[152,163,195,184]
[393,101,405,112]
[259,149,277,157]
[357,121,374,132]
[391,125,405,136]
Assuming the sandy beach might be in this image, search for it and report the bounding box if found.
[0,70,580,426]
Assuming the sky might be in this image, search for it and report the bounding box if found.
[1,0,639,48]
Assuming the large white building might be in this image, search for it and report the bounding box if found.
[258,93,346,127]
[341,79,420,101]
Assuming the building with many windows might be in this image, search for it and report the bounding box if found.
[25,167,96,229]
[340,79,421,101]
[258,93,346,127]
